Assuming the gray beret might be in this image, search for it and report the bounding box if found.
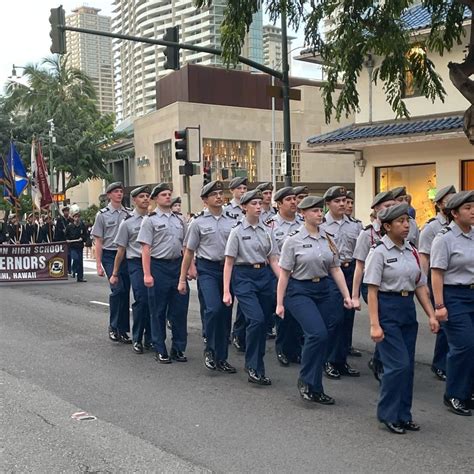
[324,185,347,201]
[201,180,224,197]
[371,191,394,209]
[274,186,296,202]
[378,203,410,223]
[150,182,171,198]
[256,182,273,192]
[106,181,123,193]
[240,189,263,205]
[229,177,248,190]
[434,185,456,203]
[346,190,354,200]
[390,186,407,199]
[444,190,474,212]
[293,185,309,196]
[298,195,325,210]
[171,196,182,206]
[130,185,151,198]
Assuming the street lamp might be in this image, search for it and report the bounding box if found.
[47,119,57,216]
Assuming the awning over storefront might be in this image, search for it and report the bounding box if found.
[306,114,464,152]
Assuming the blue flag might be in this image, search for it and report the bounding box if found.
[8,140,28,196]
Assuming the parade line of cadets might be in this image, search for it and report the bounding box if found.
[91,181,474,434]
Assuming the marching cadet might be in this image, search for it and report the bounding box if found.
[171,196,183,216]
[431,190,474,416]
[178,180,237,373]
[293,185,309,221]
[256,182,277,222]
[223,189,280,385]
[352,190,396,381]
[419,185,456,382]
[5,214,21,244]
[54,206,73,272]
[345,190,355,218]
[321,185,361,379]
[110,185,152,354]
[364,203,438,434]
[277,196,352,403]
[390,186,419,247]
[91,182,132,343]
[20,213,40,244]
[223,177,247,220]
[66,210,88,282]
[267,186,304,366]
[138,183,189,364]
[38,214,54,243]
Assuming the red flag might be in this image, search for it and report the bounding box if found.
[36,142,53,207]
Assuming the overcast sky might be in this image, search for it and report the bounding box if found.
[1,1,319,91]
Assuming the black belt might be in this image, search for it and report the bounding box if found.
[445,284,474,289]
[295,276,326,283]
[103,248,117,253]
[235,262,267,269]
[196,257,225,265]
[379,290,414,297]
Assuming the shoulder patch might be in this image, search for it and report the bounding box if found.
[125,207,132,212]
[194,210,205,218]
[99,207,108,214]
[264,216,276,226]
[363,224,373,231]
[440,227,451,235]
[226,211,238,219]
[123,214,132,220]
[350,216,362,223]
[371,240,384,249]
[288,229,300,237]
[325,231,334,237]
[232,221,242,228]
[148,211,156,217]
[426,217,436,225]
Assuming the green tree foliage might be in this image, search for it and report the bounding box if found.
[4,55,117,191]
[195,0,472,123]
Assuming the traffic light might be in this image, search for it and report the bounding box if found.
[49,7,66,55]
[179,162,196,176]
[174,129,188,161]
[163,26,180,70]
[203,166,211,185]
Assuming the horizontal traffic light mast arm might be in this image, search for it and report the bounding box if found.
[61,25,283,80]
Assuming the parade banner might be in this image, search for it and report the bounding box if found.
[0,242,68,283]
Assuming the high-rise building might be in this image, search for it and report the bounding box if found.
[112,1,264,123]
[65,6,115,115]
[263,24,295,70]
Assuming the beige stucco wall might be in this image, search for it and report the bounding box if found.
[134,87,355,214]
[354,137,473,224]
[66,179,103,209]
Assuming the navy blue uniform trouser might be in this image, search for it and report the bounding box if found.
[328,261,355,365]
[70,247,84,281]
[443,286,474,401]
[362,282,382,365]
[128,258,151,344]
[427,279,448,372]
[102,249,131,333]
[232,304,246,346]
[197,279,206,337]
[196,259,232,361]
[232,265,274,375]
[376,292,418,424]
[285,277,340,392]
[148,257,189,355]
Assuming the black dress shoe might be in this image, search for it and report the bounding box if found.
[381,421,406,434]
[276,351,290,367]
[266,328,277,339]
[312,392,335,405]
[217,360,237,373]
[170,349,187,362]
[232,337,245,352]
[144,342,153,351]
[349,346,362,357]
[324,362,341,380]
[204,351,217,371]
[337,363,360,377]
[247,368,271,386]
[368,358,383,383]
[431,365,447,381]
[118,333,133,344]
[469,394,474,410]
[297,379,314,402]
[443,395,472,416]
[401,421,421,431]
[155,353,171,364]
[108,330,119,342]
[77,278,87,282]
[132,342,143,354]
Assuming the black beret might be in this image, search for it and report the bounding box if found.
[171,196,182,206]
[201,180,224,197]
[390,186,407,199]
[130,185,151,198]
[106,181,123,193]
[240,189,263,205]
[434,185,456,203]
[298,196,325,210]
[323,185,347,201]
[229,177,248,189]
[293,186,309,196]
[444,190,474,212]
[371,191,394,209]
[273,186,296,202]
[378,203,410,223]
[256,182,273,192]
[150,183,171,198]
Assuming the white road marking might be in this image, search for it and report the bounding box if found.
[90,300,109,307]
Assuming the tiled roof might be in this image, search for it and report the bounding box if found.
[402,3,471,31]
[307,115,463,146]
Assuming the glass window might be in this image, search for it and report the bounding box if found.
[202,139,258,183]
[375,163,436,226]
[155,140,172,183]
[402,45,425,99]
[462,160,474,190]
[270,142,301,183]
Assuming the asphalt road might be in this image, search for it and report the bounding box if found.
[1,262,473,473]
